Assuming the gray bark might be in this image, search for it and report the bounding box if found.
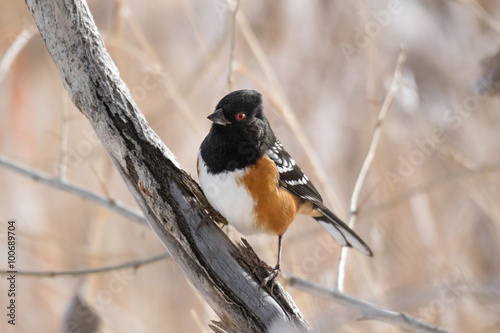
[24,0,310,332]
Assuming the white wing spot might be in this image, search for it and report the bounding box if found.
[268,139,299,173]
[285,175,308,186]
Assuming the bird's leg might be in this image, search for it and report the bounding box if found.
[255,235,283,294]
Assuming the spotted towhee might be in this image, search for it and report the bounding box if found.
[197,90,372,285]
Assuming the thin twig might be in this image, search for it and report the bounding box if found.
[90,164,113,201]
[0,155,146,224]
[455,0,500,36]
[285,274,451,333]
[0,253,169,277]
[336,48,407,292]
[0,27,37,84]
[227,0,240,92]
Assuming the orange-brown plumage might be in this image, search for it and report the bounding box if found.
[239,155,298,235]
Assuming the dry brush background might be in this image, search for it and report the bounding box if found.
[1,0,500,332]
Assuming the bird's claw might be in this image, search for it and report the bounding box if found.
[253,261,281,295]
[262,266,281,294]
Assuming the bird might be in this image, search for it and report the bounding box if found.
[197,89,372,287]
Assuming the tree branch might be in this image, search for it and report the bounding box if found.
[285,275,452,333]
[0,155,146,224]
[0,27,36,84]
[0,253,169,277]
[24,0,309,331]
[336,48,407,291]
[455,0,500,36]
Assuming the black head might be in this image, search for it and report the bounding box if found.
[201,90,275,173]
[207,90,265,128]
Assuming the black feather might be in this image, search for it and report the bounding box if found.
[314,207,373,257]
[266,139,323,204]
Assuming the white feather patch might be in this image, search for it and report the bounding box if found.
[319,221,347,246]
[343,232,372,256]
[319,221,371,256]
[197,151,261,235]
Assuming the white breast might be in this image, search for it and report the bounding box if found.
[197,151,262,235]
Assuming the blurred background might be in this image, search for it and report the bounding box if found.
[1,0,500,332]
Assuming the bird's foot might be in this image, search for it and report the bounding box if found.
[253,261,281,295]
[262,265,281,294]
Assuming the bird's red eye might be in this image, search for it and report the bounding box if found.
[236,112,246,121]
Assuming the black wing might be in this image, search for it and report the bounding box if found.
[266,139,323,204]
[267,139,373,256]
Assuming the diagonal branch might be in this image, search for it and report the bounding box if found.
[455,0,500,36]
[286,275,452,333]
[0,253,169,277]
[0,27,37,84]
[336,48,407,291]
[0,155,146,224]
[24,1,309,332]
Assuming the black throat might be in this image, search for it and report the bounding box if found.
[200,122,274,174]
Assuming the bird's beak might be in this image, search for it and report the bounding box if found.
[207,108,231,126]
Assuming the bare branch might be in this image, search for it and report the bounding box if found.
[0,27,36,84]
[285,275,452,333]
[24,1,309,331]
[0,253,169,277]
[0,155,146,224]
[336,48,407,292]
[455,0,500,36]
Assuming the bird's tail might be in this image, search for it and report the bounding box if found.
[313,206,372,257]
